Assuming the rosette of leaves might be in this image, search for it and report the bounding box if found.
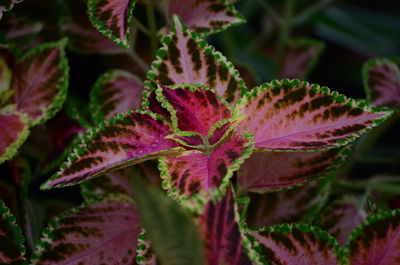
[42,16,392,209]
[87,0,245,48]
[0,39,69,164]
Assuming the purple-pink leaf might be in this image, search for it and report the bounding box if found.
[148,15,246,103]
[0,113,30,164]
[62,0,123,54]
[11,40,69,125]
[237,79,391,151]
[158,86,231,138]
[31,194,140,265]
[90,69,145,123]
[168,0,245,35]
[279,38,324,79]
[199,188,253,265]
[87,0,137,48]
[247,224,342,265]
[363,58,400,109]
[245,180,328,228]
[0,199,26,265]
[346,209,400,265]
[320,196,366,246]
[160,132,253,200]
[237,148,347,192]
[41,111,182,189]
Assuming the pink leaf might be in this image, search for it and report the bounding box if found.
[363,58,400,108]
[0,113,30,164]
[168,0,244,35]
[160,132,253,200]
[90,69,145,123]
[320,196,366,246]
[148,15,246,104]
[237,79,391,151]
[158,86,231,138]
[87,0,137,48]
[31,194,140,265]
[247,224,342,265]
[279,38,324,79]
[41,111,181,189]
[347,209,400,265]
[199,188,253,265]
[245,181,328,228]
[238,148,347,192]
[0,200,26,265]
[11,40,69,125]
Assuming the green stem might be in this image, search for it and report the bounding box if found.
[146,3,158,59]
[276,0,295,73]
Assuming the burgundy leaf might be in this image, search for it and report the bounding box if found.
[237,79,391,151]
[11,40,69,125]
[237,148,347,192]
[320,196,366,246]
[41,111,181,189]
[0,113,29,164]
[247,224,342,265]
[148,15,246,104]
[160,132,253,201]
[168,0,244,35]
[87,0,137,48]
[31,194,140,265]
[199,188,253,265]
[279,38,324,79]
[245,180,328,228]
[346,209,400,265]
[363,58,400,108]
[0,200,26,265]
[90,69,145,123]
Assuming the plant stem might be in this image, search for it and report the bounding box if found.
[132,17,150,36]
[126,49,150,73]
[146,3,158,59]
[293,0,335,25]
[276,0,295,73]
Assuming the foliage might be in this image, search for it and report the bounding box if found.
[0,0,399,264]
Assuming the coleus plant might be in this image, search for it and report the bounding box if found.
[1,0,400,264]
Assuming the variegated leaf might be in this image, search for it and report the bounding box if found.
[11,39,69,125]
[157,85,232,140]
[0,0,23,20]
[245,180,329,228]
[147,15,246,104]
[87,0,137,48]
[168,0,245,35]
[159,132,253,203]
[0,112,30,164]
[363,58,400,109]
[62,0,123,54]
[279,38,325,79]
[136,231,158,265]
[90,69,145,123]
[237,147,348,192]
[0,200,26,265]
[346,209,400,265]
[41,111,182,189]
[31,194,140,265]
[142,90,172,120]
[199,188,253,265]
[247,224,342,265]
[320,196,367,246]
[236,79,392,151]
